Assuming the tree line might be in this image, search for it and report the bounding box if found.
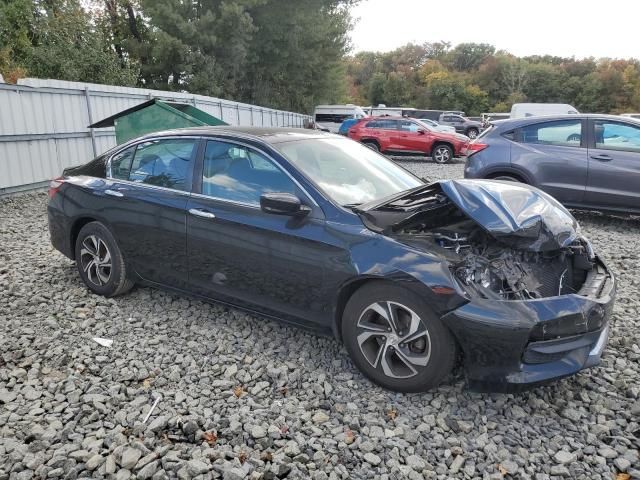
[0,0,355,112]
[2,2,640,115]
[345,42,640,115]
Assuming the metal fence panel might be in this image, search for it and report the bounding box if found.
[0,78,311,194]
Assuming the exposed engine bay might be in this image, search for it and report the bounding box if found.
[357,180,597,300]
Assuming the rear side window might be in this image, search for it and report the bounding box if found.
[594,121,640,153]
[110,146,136,180]
[129,138,197,191]
[520,120,582,147]
[365,119,398,130]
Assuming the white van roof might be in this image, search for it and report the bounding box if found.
[511,103,579,118]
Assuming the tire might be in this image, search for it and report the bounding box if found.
[492,175,521,182]
[341,282,457,392]
[362,140,380,152]
[466,128,479,139]
[432,144,453,164]
[74,221,134,297]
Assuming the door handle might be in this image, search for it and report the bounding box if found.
[189,208,216,219]
[105,189,124,197]
[590,154,612,162]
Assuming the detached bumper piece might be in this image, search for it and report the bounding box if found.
[442,257,615,393]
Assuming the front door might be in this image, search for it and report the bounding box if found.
[394,119,430,153]
[186,139,333,325]
[584,119,640,212]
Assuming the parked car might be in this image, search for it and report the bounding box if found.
[338,117,362,136]
[48,127,614,393]
[464,114,640,214]
[418,118,456,133]
[348,116,469,163]
[620,113,640,120]
[313,104,367,133]
[438,113,483,139]
[510,103,579,118]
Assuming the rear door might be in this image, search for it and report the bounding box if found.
[512,119,588,204]
[584,119,640,211]
[100,136,200,288]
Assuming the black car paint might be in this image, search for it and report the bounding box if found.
[48,127,615,391]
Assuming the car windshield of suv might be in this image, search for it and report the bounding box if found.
[275,137,423,206]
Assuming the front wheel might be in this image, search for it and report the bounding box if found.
[466,128,479,139]
[75,221,134,297]
[432,144,453,164]
[342,283,457,392]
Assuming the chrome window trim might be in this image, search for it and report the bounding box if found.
[189,192,260,210]
[108,178,192,197]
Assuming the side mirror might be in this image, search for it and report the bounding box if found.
[260,192,311,216]
[417,128,426,135]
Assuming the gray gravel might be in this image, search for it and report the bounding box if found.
[1,159,639,479]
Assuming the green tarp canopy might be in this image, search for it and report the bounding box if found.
[89,98,228,144]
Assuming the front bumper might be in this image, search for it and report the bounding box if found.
[441,257,615,392]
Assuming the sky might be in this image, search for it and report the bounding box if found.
[350,0,639,59]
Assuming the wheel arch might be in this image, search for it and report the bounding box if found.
[360,138,381,148]
[485,167,533,184]
[69,216,115,260]
[332,274,463,343]
[431,141,454,155]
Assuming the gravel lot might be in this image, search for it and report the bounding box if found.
[1,158,639,480]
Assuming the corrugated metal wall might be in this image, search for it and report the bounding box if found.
[0,79,311,195]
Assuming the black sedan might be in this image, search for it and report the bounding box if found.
[48,127,615,392]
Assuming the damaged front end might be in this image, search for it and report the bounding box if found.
[358,180,615,391]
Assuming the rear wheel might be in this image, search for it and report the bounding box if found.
[362,140,380,152]
[432,144,453,164]
[75,222,134,297]
[492,175,522,182]
[342,283,456,392]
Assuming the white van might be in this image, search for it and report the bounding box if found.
[510,103,579,119]
[313,105,367,133]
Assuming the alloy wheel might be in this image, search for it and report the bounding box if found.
[467,129,478,139]
[79,235,112,286]
[433,147,451,163]
[356,301,432,379]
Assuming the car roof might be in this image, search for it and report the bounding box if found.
[490,114,639,130]
[127,126,337,145]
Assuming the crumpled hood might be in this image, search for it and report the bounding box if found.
[438,179,578,251]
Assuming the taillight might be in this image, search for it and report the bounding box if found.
[48,176,65,198]
[465,142,488,157]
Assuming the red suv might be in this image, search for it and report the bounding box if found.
[348,116,469,164]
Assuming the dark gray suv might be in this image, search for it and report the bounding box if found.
[438,113,483,139]
[464,115,640,214]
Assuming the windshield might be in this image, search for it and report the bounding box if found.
[274,137,423,206]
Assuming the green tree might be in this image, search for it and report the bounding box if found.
[367,72,386,106]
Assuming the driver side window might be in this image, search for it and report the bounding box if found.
[201,140,296,205]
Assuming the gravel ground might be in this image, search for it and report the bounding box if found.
[1,159,639,480]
